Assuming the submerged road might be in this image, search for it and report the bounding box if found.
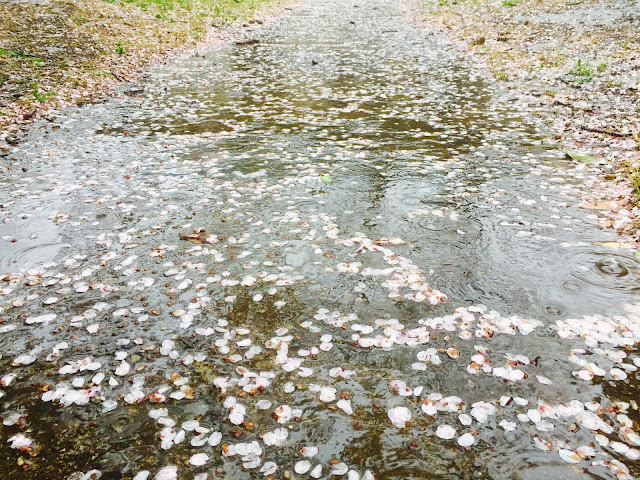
[1,0,639,478]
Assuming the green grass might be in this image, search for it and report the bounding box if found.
[32,82,55,103]
[620,159,640,204]
[502,0,518,7]
[569,58,594,83]
[99,0,268,24]
[437,0,466,6]
[0,48,43,64]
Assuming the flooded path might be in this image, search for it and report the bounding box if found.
[1,0,640,479]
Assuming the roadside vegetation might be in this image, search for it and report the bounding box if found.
[0,0,286,130]
[418,0,639,144]
[420,0,638,95]
[417,0,640,237]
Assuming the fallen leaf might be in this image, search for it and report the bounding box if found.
[578,200,625,210]
[564,149,608,164]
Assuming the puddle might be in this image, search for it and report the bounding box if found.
[0,0,639,478]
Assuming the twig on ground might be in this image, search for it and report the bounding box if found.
[580,125,632,138]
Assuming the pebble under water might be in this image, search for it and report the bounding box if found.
[1,0,640,479]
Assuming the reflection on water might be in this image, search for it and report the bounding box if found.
[0,0,639,478]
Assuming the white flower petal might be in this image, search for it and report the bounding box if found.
[388,407,411,428]
[458,433,475,447]
[295,460,311,474]
[189,453,209,466]
[436,424,456,440]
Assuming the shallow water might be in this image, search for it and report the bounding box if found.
[1,0,639,479]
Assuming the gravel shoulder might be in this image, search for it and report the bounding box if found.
[412,0,640,240]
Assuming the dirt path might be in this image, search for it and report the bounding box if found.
[1,0,640,478]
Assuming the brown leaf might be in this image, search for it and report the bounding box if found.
[578,199,626,210]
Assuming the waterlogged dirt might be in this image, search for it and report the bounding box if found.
[1,0,640,479]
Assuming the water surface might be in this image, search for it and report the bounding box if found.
[1,0,639,479]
